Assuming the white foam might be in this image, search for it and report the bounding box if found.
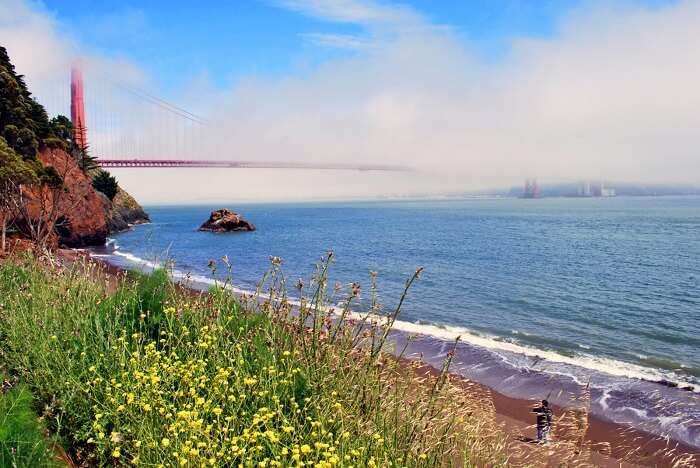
[107,250,279,302]
[112,250,160,270]
[657,415,683,429]
[612,406,696,447]
[599,389,612,410]
[622,406,649,419]
[364,317,698,392]
[93,248,698,393]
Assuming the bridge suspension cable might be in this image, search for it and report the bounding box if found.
[109,80,208,124]
[56,63,408,172]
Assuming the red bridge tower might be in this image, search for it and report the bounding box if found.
[70,63,87,149]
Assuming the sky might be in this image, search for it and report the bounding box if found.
[32,0,591,93]
[1,0,699,203]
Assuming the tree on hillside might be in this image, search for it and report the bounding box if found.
[72,127,99,172]
[0,137,37,252]
[0,46,60,159]
[1,125,39,160]
[49,115,73,143]
[44,115,82,154]
[92,169,119,200]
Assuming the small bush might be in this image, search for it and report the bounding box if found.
[92,170,118,200]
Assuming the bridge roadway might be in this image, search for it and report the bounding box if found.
[97,159,407,172]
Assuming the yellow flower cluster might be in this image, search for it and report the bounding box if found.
[83,322,387,466]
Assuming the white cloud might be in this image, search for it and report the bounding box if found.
[0,0,145,117]
[274,0,421,25]
[0,0,76,94]
[301,32,377,50]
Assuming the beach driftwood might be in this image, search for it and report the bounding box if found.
[198,209,255,232]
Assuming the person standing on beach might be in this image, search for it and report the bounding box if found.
[533,399,553,443]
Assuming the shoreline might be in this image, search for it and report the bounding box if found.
[95,238,700,448]
[444,367,700,466]
[97,234,699,395]
[403,342,700,465]
[70,249,699,466]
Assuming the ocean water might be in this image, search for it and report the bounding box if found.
[93,196,700,447]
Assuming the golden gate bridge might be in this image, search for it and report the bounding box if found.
[62,63,405,172]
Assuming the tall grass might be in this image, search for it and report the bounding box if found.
[0,253,510,466]
[0,384,58,467]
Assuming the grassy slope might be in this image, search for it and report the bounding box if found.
[0,384,57,467]
[0,255,508,467]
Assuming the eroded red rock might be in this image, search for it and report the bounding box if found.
[34,148,109,247]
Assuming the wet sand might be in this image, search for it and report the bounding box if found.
[410,360,699,466]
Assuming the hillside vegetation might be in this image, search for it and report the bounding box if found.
[0,254,508,466]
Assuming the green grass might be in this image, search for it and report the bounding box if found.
[0,384,58,467]
[0,254,509,466]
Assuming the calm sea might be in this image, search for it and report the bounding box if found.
[93,196,700,447]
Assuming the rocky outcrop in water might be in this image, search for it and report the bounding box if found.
[198,209,255,232]
[107,188,150,233]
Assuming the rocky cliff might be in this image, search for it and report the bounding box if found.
[36,148,109,247]
[26,147,148,247]
[106,188,150,233]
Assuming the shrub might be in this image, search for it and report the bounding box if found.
[92,170,119,200]
[42,137,68,151]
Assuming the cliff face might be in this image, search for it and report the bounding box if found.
[107,188,150,233]
[36,148,109,247]
[25,148,149,247]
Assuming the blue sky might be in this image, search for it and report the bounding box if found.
[36,0,674,94]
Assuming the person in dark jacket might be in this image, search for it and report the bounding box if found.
[532,399,553,443]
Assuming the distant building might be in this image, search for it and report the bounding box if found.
[577,181,616,197]
[523,179,541,198]
[577,181,593,197]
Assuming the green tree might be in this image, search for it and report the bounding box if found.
[0,46,55,159]
[92,169,119,200]
[0,137,37,252]
[73,141,99,172]
[49,115,73,143]
[43,115,74,153]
